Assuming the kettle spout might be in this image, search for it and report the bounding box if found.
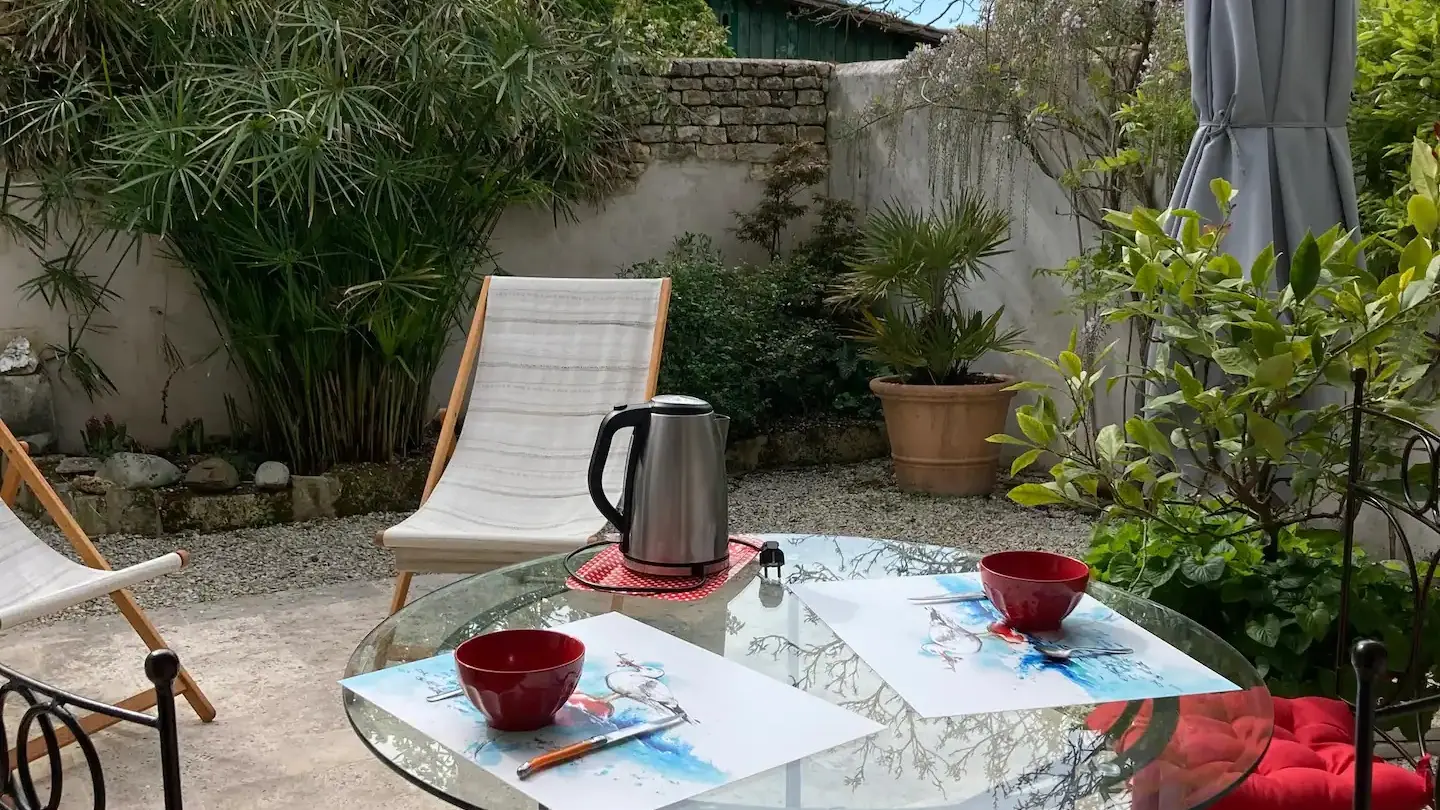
[714,414,730,448]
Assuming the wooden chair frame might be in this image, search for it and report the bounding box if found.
[384,276,671,615]
[0,419,215,767]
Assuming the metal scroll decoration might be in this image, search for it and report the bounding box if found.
[1338,367,1440,702]
[0,649,185,810]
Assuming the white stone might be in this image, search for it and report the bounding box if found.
[99,452,182,489]
[254,461,292,491]
[0,337,38,376]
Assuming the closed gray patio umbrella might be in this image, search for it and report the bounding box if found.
[1168,0,1360,279]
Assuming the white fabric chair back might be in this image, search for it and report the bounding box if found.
[384,276,665,547]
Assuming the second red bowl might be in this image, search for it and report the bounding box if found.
[455,628,585,732]
[980,550,1090,632]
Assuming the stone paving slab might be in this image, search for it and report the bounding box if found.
[1,577,463,810]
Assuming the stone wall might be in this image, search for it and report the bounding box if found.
[631,59,831,168]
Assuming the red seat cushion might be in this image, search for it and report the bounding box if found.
[1087,694,1431,810]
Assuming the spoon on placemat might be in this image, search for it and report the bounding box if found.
[1036,645,1133,662]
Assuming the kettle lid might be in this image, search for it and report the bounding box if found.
[650,394,713,415]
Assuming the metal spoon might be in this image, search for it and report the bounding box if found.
[427,688,464,703]
[1037,646,1133,662]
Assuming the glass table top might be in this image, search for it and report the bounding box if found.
[344,534,1273,810]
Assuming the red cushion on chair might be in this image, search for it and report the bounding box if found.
[1087,695,1431,810]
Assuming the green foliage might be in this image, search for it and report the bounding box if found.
[622,235,878,439]
[733,143,831,259]
[834,194,1022,385]
[1352,0,1440,274]
[1,0,648,473]
[1000,164,1440,536]
[82,416,136,459]
[169,418,208,457]
[622,145,876,438]
[1088,512,1440,722]
[614,0,731,58]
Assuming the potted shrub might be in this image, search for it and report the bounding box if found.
[834,193,1023,496]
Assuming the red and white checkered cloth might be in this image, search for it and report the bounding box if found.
[565,537,761,601]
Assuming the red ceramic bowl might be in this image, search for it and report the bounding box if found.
[980,550,1090,632]
[454,629,585,732]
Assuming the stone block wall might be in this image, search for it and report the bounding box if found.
[631,58,832,168]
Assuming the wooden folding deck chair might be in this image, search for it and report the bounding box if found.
[379,275,671,614]
[0,417,215,764]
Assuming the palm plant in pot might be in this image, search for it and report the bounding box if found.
[834,193,1023,495]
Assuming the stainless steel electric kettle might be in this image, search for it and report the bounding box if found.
[587,394,729,576]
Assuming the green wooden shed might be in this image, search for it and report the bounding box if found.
[707,0,946,62]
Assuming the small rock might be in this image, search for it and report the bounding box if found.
[184,457,241,493]
[253,461,291,492]
[71,475,114,496]
[0,337,38,376]
[56,456,102,476]
[99,453,182,489]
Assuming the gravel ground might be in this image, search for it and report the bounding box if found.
[29,459,1094,620]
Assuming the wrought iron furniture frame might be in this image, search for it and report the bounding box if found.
[1341,367,1440,810]
[1,649,183,810]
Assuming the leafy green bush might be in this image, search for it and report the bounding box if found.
[2,0,645,473]
[615,0,732,58]
[1000,173,1440,540]
[560,0,731,58]
[1088,511,1440,714]
[833,193,1023,385]
[621,235,878,439]
[1353,0,1440,273]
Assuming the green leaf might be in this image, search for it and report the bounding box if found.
[1410,195,1439,237]
[1016,412,1053,445]
[1132,208,1165,237]
[1253,353,1295,389]
[1173,363,1202,399]
[1399,235,1433,276]
[1134,261,1159,294]
[1213,347,1257,377]
[1007,483,1067,507]
[1102,210,1135,231]
[987,433,1034,447]
[1290,232,1321,300]
[1210,178,1236,211]
[1412,139,1438,198]
[1114,481,1142,508]
[1058,351,1083,379]
[1002,381,1052,393]
[1125,416,1173,459]
[1248,412,1288,460]
[1245,615,1283,648]
[1180,216,1200,251]
[1251,244,1276,290]
[1298,604,1331,639]
[1180,555,1225,583]
[1010,448,1043,477]
[1095,424,1124,463]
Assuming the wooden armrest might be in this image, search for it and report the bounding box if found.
[1,441,29,507]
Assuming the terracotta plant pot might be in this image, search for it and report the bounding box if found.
[870,375,1018,496]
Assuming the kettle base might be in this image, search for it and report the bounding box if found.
[621,554,731,578]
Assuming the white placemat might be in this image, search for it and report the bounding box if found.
[790,573,1238,719]
[341,612,882,810]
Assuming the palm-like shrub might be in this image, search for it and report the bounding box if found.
[1,0,644,472]
[833,195,1022,385]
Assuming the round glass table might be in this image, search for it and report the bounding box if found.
[345,534,1273,810]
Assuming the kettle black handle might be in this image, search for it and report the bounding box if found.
[588,403,651,535]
